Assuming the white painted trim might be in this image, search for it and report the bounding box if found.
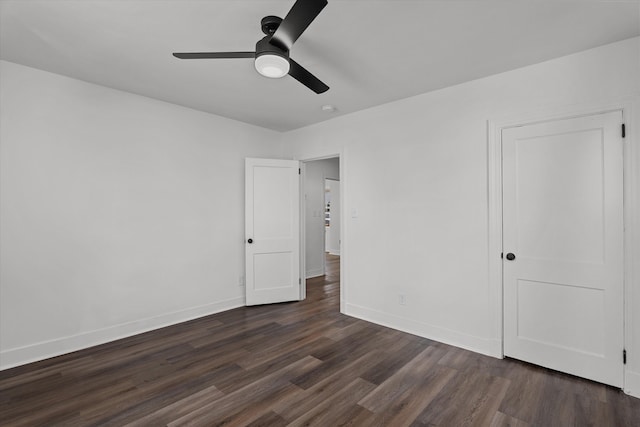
[486,118,504,358]
[0,297,244,370]
[339,149,347,314]
[345,303,502,358]
[488,97,638,133]
[488,97,639,389]
[622,98,639,397]
[625,370,640,399]
[299,161,307,301]
[306,268,325,279]
[328,250,341,256]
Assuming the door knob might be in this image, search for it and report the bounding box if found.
[506,253,516,261]
[247,238,253,244]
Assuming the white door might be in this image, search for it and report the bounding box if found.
[502,111,624,387]
[245,158,301,306]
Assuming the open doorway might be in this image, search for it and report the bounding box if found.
[302,157,340,305]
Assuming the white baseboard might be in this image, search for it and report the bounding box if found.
[306,268,324,279]
[625,370,640,398]
[0,297,244,371]
[345,303,502,359]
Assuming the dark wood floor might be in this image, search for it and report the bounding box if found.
[1,254,639,426]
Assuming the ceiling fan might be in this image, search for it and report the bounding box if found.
[173,0,329,94]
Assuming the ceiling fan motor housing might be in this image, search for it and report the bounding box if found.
[261,15,283,35]
[255,36,289,60]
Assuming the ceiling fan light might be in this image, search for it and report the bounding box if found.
[255,54,290,78]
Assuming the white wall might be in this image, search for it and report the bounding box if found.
[0,60,282,369]
[304,158,339,277]
[283,37,640,396]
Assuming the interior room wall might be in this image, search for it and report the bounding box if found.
[0,60,283,369]
[282,37,640,396]
[304,158,339,278]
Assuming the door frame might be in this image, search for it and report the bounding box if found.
[299,153,345,313]
[487,98,638,392]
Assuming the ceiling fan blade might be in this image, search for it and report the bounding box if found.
[270,0,327,51]
[288,59,329,94]
[173,52,255,59]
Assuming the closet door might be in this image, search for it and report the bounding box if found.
[502,111,624,387]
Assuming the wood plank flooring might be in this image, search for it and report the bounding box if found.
[1,254,639,426]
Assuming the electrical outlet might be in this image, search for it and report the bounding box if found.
[239,275,245,287]
[398,294,406,305]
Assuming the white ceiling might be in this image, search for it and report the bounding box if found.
[1,1,638,132]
